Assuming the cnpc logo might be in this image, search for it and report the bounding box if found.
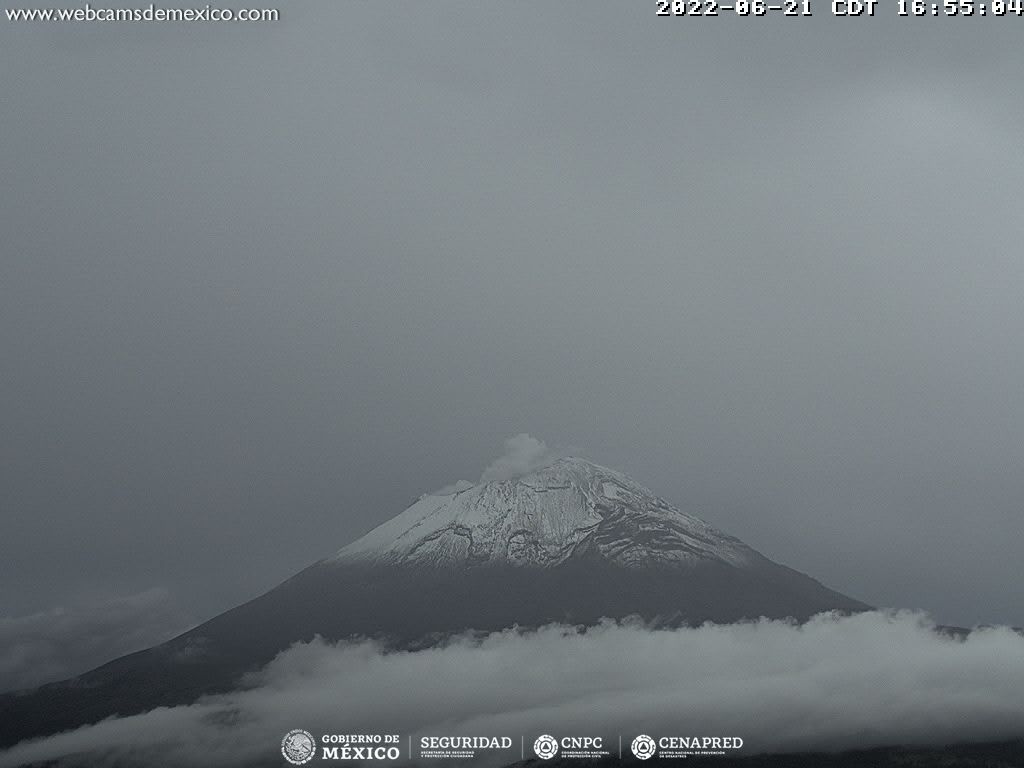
[533,735,559,760]
[533,734,604,760]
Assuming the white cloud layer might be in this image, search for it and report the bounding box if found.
[3,611,1024,767]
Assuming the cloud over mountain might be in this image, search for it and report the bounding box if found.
[478,434,563,484]
[4,611,1024,767]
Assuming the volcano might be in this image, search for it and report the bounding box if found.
[0,457,867,749]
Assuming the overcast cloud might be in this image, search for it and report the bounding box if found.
[2,612,1024,766]
[3,1,1024,634]
[0,590,192,692]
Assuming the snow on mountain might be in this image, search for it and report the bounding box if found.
[331,457,758,569]
[0,455,870,751]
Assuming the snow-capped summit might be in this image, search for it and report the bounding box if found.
[332,457,758,570]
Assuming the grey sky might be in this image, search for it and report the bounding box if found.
[2,1,1023,640]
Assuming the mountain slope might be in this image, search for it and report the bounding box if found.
[0,458,868,750]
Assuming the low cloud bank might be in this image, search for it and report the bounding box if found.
[3,611,1024,767]
[0,590,192,693]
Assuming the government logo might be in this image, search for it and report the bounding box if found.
[281,729,317,765]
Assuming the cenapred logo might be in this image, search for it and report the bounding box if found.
[631,734,656,760]
[281,729,316,765]
[533,734,559,760]
[635,735,744,758]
